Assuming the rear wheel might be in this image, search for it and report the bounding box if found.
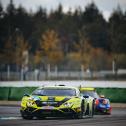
[85,103,89,115]
[90,100,95,117]
[85,101,95,117]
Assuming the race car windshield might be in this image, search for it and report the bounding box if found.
[81,91,99,98]
[32,89,76,96]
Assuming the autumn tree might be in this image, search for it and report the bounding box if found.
[1,36,14,65]
[73,30,112,71]
[74,30,93,70]
[90,48,112,70]
[39,29,64,66]
[33,50,42,68]
[14,35,29,68]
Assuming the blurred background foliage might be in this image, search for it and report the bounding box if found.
[0,0,126,72]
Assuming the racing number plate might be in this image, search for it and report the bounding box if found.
[42,106,54,110]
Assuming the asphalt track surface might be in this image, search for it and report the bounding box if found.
[0,106,126,126]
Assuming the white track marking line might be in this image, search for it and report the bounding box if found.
[0,117,22,120]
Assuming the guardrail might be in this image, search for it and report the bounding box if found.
[0,80,126,88]
[1,70,126,81]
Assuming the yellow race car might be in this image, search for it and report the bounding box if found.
[20,85,94,119]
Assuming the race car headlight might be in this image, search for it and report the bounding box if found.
[63,102,73,107]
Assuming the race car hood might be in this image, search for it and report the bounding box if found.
[30,95,72,102]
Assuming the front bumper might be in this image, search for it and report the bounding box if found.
[95,106,112,114]
[20,107,79,117]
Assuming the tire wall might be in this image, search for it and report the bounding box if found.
[96,88,126,103]
[0,87,36,100]
[0,87,126,102]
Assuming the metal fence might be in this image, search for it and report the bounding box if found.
[1,69,126,81]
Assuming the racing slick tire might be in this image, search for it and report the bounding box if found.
[85,101,95,117]
[74,99,85,119]
[91,100,95,117]
[36,115,46,120]
[85,103,89,116]
[20,111,33,120]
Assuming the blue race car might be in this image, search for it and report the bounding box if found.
[95,95,112,114]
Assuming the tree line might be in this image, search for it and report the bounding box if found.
[0,0,126,71]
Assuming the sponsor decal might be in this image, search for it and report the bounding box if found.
[42,106,54,110]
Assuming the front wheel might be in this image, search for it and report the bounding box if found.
[85,103,89,115]
[73,100,85,119]
[77,100,85,119]
[36,116,46,120]
[20,111,33,120]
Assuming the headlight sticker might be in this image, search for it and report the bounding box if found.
[27,100,35,107]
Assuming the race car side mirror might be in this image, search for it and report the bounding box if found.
[83,95,89,98]
[24,93,30,97]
